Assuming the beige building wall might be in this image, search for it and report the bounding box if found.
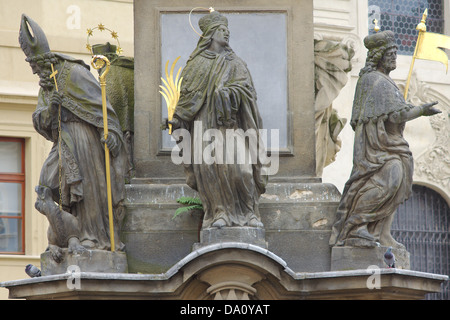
[0,0,448,300]
[0,0,133,300]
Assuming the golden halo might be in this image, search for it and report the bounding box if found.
[189,7,215,38]
[86,23,123,55]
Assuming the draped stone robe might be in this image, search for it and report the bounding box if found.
[329,70,414,247]
[33,55,127,250]
[174,49,267,228]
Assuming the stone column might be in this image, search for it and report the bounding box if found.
[126,0,341,273]
[134,0,318,181]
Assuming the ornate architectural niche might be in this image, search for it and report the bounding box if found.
[398,73,450,202]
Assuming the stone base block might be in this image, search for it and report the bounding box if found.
[194,227,267,250]
[122,181,341,273]
[2,246,446,300]
[331,246,410,271]
[122,231,199,274]
[266,230,332,272]
[40,249,128,276]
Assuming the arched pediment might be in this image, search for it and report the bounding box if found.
[164,242,293,300]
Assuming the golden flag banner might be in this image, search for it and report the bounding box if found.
[404,9,450,99]
[416,31,450,72]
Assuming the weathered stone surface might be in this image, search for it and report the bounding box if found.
[195,227,267,250]
[19,14,128,259]
[2,245,447,300]
[40,249,128,275]
[329,30,442,249]
[266,230,333,272]
[121,231,199,274]
[331,246,410,271]
[121,182,340,273]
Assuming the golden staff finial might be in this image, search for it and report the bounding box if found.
[416,8,428,32]
[49,64,63,210]
[91,54,116,252]
[373,19,380,33]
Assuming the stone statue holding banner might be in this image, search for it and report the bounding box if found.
[19,14,128,262]
[329,30,441,249]
[170,10,268,229]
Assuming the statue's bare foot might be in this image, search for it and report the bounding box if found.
[47,244,63,263]
[68,237,86,255]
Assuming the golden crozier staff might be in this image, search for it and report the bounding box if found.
[91,55,116,252]
[49,63,63,210]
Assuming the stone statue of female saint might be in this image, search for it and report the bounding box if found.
[170,10,268,229]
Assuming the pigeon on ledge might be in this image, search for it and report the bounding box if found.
[384,247,396,268]
[25,264,41,278]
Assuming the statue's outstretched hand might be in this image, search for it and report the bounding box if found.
[421,101,441,116]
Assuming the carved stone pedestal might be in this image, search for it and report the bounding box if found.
[122,181,341,273]
[194,227,268,250]
[331,246,410,271]
[40,249,128,276]
[2,244,446,300]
